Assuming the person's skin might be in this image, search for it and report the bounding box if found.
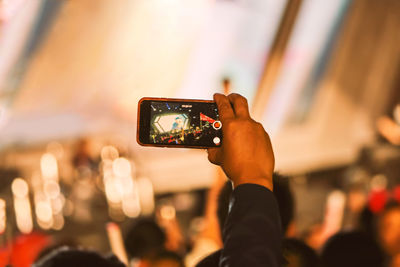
[378,207,400,257]
[138,259,182,267]
[151,259,182,267]
[194,168,225,250]
[377,116,400,145]
[156,207,185,253]
[207,93,274,191]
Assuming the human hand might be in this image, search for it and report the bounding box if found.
[207,93,274,191]
[377,116,400,145]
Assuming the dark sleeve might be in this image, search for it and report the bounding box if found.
[219,184,283,267]
[195,250,221,267]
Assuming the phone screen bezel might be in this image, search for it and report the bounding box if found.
[137,97,220,149]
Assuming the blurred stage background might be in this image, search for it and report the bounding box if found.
[0,0,399,265]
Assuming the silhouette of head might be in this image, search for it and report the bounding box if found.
[321,231,384,267]
[33,247,125,267]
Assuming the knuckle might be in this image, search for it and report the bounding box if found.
[219,102,231,111]
[230,93,247,104]
[255,122,266,132]
[228,93,238,98]
[239,96,248,105]
[255,122,263,128]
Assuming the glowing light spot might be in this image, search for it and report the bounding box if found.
[11,178,29,198]
[101,146,119,160]
[13,194,33,234]
[160,205,176,220]
[112,158,131,177]
[35,201,53,222]
[0,199,6,234]
[46,142,64,159]
[43,180,60,199]
[122,197,141,218]
[41,153,58,180]
[105,177,122,204]
[52,213,64,230]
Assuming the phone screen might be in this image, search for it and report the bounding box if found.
[138,99,222,148]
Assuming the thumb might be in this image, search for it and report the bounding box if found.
[207,148,221,165]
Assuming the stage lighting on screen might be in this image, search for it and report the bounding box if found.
[153,113,189,133]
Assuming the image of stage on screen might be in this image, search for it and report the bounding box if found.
[150,101,222,146]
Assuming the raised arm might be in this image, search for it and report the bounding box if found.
[206,93,282,267]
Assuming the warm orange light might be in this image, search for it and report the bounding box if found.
[370,174,388,191]
[35,201,53,223]
[52,213,64,230]
[0,199,6,234]
[101,146,119,161]
[112,157,131,177]
[40,153,59,180]
[46,142,64,159]
[160,205,176,221]
[43,180,61,199]
[103,156,141,219]
[106,223,129,265]
[122,194,141,218]
[12,178,33,234]
[11,178,29,198]
[137,177,155,215]
[105,177,122,204]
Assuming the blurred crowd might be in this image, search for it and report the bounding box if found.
[1,158,400,267]
[0,93,399,267]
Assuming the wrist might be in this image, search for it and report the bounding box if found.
[233,176,273,191]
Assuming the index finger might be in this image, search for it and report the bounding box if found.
[228,93,250,118]
[214,93,235,122]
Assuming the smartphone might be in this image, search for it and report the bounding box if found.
[137,97,222,148]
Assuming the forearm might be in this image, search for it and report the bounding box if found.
[219,184,283,267]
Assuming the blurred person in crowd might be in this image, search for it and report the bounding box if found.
[35,238,79,263]
[376,201,400,266]
[273,174,296,237]
[357,206,375,237]
[321,231,385,267]
[185,170,227,267]
[156,205,186,255]
[72,139,96,169]
[283,238,320,267]
[303,222,325,251]
[305,189,347,251]
[343,185,369,230]
[377,104,400,145]
[33,247,125,267]
[124,218,166,261]
[139,250,184,267]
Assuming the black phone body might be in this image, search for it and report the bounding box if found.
[137,98,222,148]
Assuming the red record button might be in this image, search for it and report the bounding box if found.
[212,121,222,130]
